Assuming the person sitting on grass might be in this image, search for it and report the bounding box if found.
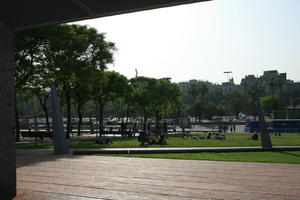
[221,133,226,140]
[157,133,167,145]
[207,133,211,139]
[251,132,259,140]
[95,137,112,144]
[215,133,221,140]
[199,135,205,139]
[138,129,148,146]
[275,132,282,136]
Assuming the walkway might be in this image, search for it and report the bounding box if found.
[14,149,300,200]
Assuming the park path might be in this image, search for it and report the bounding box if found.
[14,149,300,200]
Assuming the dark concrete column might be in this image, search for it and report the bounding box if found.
[0,22,16,199]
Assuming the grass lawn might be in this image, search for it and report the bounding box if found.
[93,151,300,164]
[16,133,300,149]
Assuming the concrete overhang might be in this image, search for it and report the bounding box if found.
[0,0,210,30]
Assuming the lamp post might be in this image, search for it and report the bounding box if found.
[223,71,232,83]
[223,71,232,114]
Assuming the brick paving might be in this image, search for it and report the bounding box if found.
[14,149,300,200]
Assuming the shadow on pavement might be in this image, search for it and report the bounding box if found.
[16,149,78,169]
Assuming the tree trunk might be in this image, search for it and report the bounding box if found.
[65,90,71,139]
[155,110,161,124]
[77,102,82,136]
[125,104,130,127]
[155,110,162,135]
[99,102,104,137]
[143,107,147,128]
[38,95,50,132]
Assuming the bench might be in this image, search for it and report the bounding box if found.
[20,131,53,138]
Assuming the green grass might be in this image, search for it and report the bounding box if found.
[16,133,300,149]
[93,151,300,164]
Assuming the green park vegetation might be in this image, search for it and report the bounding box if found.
[94,151,300,164]
[16,133,300,164]
[16,133,300,149]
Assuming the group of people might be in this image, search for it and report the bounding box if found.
[138,121,168,145]
[183,132,226,140]
[250,131,282,141]
[119,121,139,138]
[220,124,236,133]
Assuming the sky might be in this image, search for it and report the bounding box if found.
[74,0,300,84]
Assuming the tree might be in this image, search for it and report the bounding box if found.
[260,95,281,114]
[198,82,209,99]
[188,81,208,103]
[15,24,116,139]
[275,77,285,98]
[204,102,218,120]
[151,78,182,123]
[189,83,200,104]
[41,24,116,138]
[122,83,134,128]
[189,100,205,121]
[267,77,277,97]
[72,67,94,136]
[130,77,182,126]
[130,76,156,126]
[229,90,249,117]
[15,28,48,141]
[92,71,129,136]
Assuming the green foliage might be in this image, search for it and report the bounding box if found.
[248,83,264,100]
[260,95,282,113]
[130,77,182,122]
[16,133,300,149]
[267,76,286,97]
[229,90,251,116]
[188,100,205,119]
[151,78,182,121]
[15,24,117,137]
[16,24,116,104]
[188,81,209,103]
[91,71,130,130]
[92,71,129,105]
[204,102,218,119]
[96,151,300,164]
[130,76,155,119]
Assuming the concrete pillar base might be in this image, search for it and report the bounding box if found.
[0,22,16,199]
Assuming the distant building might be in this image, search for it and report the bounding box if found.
[177,69,300,101]
[221,78,235,94]
[177,79,197,94]
[240,70,290,94]
[240,75,257,93]
[287,82,300,91]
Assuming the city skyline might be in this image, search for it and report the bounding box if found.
[74,0,300,84]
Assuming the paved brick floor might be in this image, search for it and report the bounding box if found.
[14,149,300,200]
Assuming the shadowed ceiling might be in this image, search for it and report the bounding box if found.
[0,0,210,30]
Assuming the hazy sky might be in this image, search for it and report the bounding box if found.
[74,0,300,84]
